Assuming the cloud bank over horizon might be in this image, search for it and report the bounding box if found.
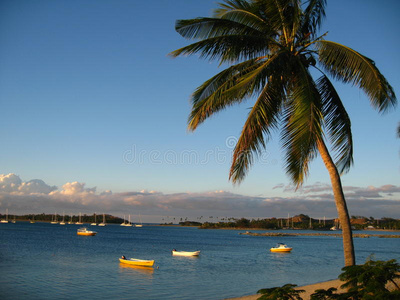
[0,173,399,222]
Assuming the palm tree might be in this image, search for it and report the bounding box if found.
[170,0,396,266]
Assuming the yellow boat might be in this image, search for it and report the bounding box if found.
[119,257,155,267]
[270,243,292,252]
[77,227,97,236]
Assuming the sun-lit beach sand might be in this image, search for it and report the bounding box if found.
[224,279,344,300]
[225,277,400,300]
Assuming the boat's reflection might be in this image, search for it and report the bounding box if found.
[119,263,154,277]
[171,255,200,260]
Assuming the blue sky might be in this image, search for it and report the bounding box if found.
[0,0,399,222]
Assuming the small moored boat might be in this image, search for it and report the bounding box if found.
[172,250,200,256]
[119,257,154,267]
[270,243,292,252]
[77,227,97,236]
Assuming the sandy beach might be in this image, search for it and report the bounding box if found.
[224,277,400,300]
[224,279,344,300]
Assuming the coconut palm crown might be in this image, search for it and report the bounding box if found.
[170,0,396,266]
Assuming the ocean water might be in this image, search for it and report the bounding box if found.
[0,222,399,300]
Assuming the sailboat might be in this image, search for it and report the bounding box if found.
[125,215,133,227]
[90,213,97,226]
[75,212,83,225]
[51,213,58,224]
[11,215,16,223]
[68,214,74,224]
[330,218,340,230]
[98,214,106,226]
[60,212,66,225]
[1,209,9,223]
[120,215,128,226]
[30,215,35,224]
[135,215,143,227]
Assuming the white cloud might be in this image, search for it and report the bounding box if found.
[0,173,22,193]
[0,173,57,194]
[51,181,96,196]
[19,179,58,194]
[0,174,399,220]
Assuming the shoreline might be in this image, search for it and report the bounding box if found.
[223,279,344,300]
[239,231,400,238]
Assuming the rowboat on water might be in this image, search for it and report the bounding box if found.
[77,227,97,236]
[119,257,154,267]
[270,243,292,252]
[172,250,200,256]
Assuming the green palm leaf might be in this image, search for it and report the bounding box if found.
[230,76,285,183]
[214,0,255,15]
[302,0,326,38]
[281,58,323,186]
[317,75,353,174]
[316,40,396,112]
[173,17,263,41]
[188,59,266,130]
[216,7,267,32]
[169,35,271,63]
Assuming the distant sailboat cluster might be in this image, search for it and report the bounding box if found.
[1,210,144,228]
[120,214,143,227]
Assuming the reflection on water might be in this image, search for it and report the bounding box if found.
[119,263,155,276]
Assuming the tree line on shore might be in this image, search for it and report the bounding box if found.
[3,213,399,230]
[0,213,123,224]
[179,214,400,230]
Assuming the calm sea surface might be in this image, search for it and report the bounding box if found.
[1,222,399,299]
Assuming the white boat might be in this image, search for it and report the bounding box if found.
[60,213,66,225]
[50,213,58,224]
[172,250,200,256]
[68,214,74,224]
[75,212,83,225]
[1,209,9,223]
[125,215,133,227]
[270,243,292,252]
[120,215,128,226]
[135,214,143,227]
[90,213,97,226]
[98,214,106,226]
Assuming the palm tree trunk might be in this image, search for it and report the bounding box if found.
[317,139,356,266]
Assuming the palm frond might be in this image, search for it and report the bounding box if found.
[188,59,266,130]
[169,35,271,63]
[230,76,285,183]
[316,40,397,113]
[261,0,301,47]
[219,9,267,32]
[317,75,353,174]
[173,17,262,41]
[214,0,255,16]
[191,59,260,106]
[302,0,326,38]
[264,0,292,44]
[281,58,323,186]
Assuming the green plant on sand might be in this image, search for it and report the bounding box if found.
[256,259,400,300]
[257,284,305,300]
